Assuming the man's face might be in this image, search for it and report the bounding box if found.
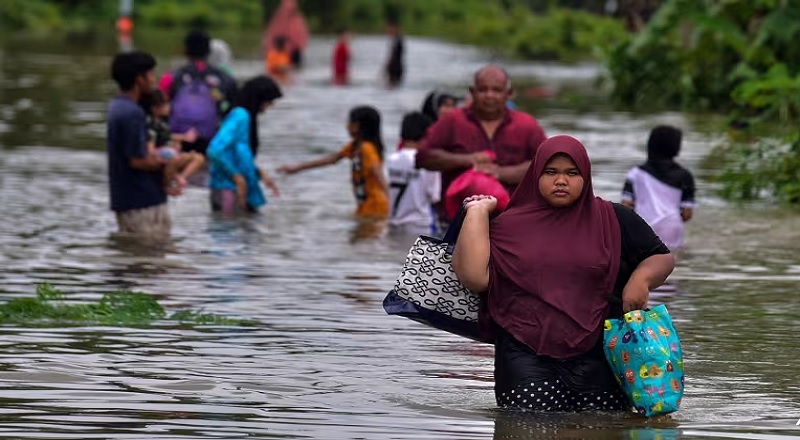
[470,71,510,117]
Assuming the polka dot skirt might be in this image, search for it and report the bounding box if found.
[497,379,628,411]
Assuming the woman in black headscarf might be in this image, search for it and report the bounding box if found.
[421,90,458,121]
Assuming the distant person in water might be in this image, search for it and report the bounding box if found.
[266,35,292,83]
[384,19,404,88]
[208,38,235,76]
[332,29,351,86]
[278,106,390,220]
[263,0,308,68]
[421,90,458,121]
[621,125,696,251]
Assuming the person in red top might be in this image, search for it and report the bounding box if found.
[415,65,547,223]
[332,29,351,85]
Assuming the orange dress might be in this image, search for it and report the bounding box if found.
[265,50,291,78]
[339,141,389,219]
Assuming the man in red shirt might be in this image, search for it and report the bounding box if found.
[416,65,547,222]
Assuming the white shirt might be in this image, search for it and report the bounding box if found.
[386,149,441,234]
[622,167,693,250]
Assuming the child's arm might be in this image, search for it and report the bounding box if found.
[278,152,344,174]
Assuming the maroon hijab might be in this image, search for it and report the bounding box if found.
[485,135,621,358]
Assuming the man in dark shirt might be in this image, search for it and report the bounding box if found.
[416,65,548,222]
[107,51,174,238]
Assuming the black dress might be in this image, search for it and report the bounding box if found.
[494,203,670,411]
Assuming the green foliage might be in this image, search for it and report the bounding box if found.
[605,0,800,203]
[0,0,61,31]
[1,0,627,62]
[0,284,256,327]
[714,134,800,203]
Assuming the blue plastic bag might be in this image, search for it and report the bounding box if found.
[603,304,684,417]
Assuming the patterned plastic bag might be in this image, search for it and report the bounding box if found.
[383,208,490,343]
[603,304,684,417]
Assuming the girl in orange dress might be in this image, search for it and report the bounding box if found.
[278,106,389,219]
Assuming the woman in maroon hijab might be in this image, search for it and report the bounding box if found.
[452,135,674,411]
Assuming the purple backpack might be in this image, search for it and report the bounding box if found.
[169,69,220,140]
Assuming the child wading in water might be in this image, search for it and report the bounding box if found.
[621,125,696,251]
[278,106,390,220]
[386,111,440,235]
[142,89,205,194]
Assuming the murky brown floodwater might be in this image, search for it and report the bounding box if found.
[0,28,799,439]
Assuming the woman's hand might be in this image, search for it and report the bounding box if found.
[621,278,649,313]
[463,194,498,213]
[263,177,280,197]
[232,174,248,209]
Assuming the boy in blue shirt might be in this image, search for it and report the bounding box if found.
[107,51,176,239]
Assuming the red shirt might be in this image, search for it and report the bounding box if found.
[416,107,546,201]
[333,40,350,83]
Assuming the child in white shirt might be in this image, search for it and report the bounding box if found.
[387,112,440,235]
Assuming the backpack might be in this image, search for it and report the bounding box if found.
[169,67,221,140]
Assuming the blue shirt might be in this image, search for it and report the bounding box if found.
[106,95,166,213]
[206,107,266,209]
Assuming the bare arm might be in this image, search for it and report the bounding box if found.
[452,195,497,293]
[278,152,343,174]
[621,253,675,312]
[495,160,531,185]
[416,149,478,172]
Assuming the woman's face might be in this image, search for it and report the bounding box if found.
[259,101,274,113]
[538,154,584,208]
[437,97,457,118]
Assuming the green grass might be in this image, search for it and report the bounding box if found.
[0,283,256,327]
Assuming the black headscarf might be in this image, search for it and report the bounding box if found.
[236,75,283,156]
[641,125,686,188]
[421,90,458,121]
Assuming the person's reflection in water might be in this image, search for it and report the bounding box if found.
[492,409,682,440]
[349,219,387,243]
[106,232,175,280]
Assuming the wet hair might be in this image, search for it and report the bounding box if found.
[647,125,682,161]
[184,30,211,59]
[421,90,458,121]
[237,75,283,156]
[273,35,288,50]
[400,111,433,142]
[111,51,156,91]
[349,106,385,160]
[138,89,168,115]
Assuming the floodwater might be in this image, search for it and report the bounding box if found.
[1,29,799,439]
